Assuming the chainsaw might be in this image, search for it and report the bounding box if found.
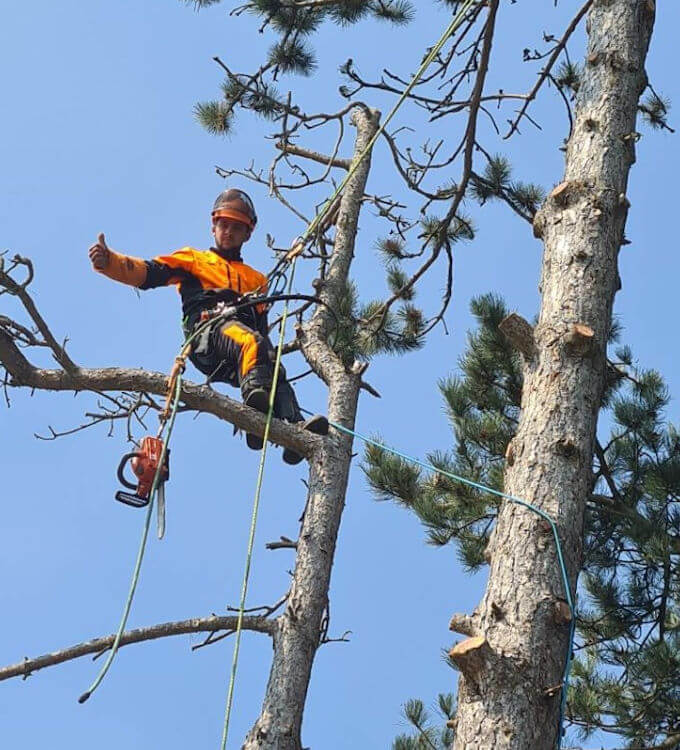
[115,436,170,511]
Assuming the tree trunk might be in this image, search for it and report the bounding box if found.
[243,107,379,749]
[452,2,655,748]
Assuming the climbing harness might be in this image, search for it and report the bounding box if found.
[302,410,576,750]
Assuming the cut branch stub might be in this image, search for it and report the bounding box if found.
[533,209,546,239]
[553,599,573,625]
[449,613,476,637]
[553,437,579,459]
[499,313,536,361]
[505,439,516,466]
[549,181,571,206]
[449,636,492,678]
[543,683,563,699]
[564,323,595,357]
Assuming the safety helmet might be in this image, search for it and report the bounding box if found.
[211,189,258,230]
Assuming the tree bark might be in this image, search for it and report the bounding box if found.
[453,2,655,748]
[243,107,379,749]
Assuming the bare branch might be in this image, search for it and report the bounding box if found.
[505,0,593,139]
[0,255,79,373]
[0,614,275,684]
[275,140,350,170]
[0,328,319,459]
[266,536,298,550]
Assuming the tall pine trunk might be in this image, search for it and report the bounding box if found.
[244,107,378,750]
[451,2,655,747]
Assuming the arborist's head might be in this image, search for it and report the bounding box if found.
[211,189,258,253]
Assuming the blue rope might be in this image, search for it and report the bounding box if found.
[304,410,575,748]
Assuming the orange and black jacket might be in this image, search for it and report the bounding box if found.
[98,246,268,333]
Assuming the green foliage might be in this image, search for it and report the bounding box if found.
[371,0,415,25]
[469,155,545,217]
[398,304,424,340]
[420,213,476,244]
[375,236,409,264]
[191,0,421,136]
[387,266,416,301]
[193,100,234,135]
[355,299,425,357]
[221,78,284,120]
[364,441,422,506]
[365,293,680,748]
[268,38,317,75]
[554,61,581,96]
[509,182,545,215]
[365,294,517,559]
[392,694,456,750]
[328,0,371,26]
[328,280,425,365]
[183,0,221,7]
[639,90,672,131]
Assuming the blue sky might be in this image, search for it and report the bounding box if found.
[1,2,679,748]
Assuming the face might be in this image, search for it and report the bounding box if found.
[212,216,251,251]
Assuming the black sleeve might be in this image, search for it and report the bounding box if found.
[139,260,189,290]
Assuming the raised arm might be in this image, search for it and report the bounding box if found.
[88,233,147,287]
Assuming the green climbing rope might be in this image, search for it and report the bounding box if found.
[78,373,183,704]
[220,258,299,749]
[270,0,479,270]
[78,312,224,702]
[219,2,479,746]
[80,0,491,737]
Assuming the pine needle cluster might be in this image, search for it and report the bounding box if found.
[639,90,673,131]
[554,60,581,97]
[364,294,518,567]
[364,294,680,748]
[393,695,456,750]
[191,0,419,134]
[469,155,546,218]
[329,279,425,365]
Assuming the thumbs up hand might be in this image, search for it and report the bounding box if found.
[88,233,111,270]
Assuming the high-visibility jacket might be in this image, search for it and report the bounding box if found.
[98,246,268,332]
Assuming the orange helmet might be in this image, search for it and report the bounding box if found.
[211,189,258,229]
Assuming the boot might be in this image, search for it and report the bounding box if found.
[275,379,329,465]
[241,366,273,451]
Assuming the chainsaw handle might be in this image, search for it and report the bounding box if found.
[115,490,149,508]
[117,452,142,490]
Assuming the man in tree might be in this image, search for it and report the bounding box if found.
[88,187,327,464]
